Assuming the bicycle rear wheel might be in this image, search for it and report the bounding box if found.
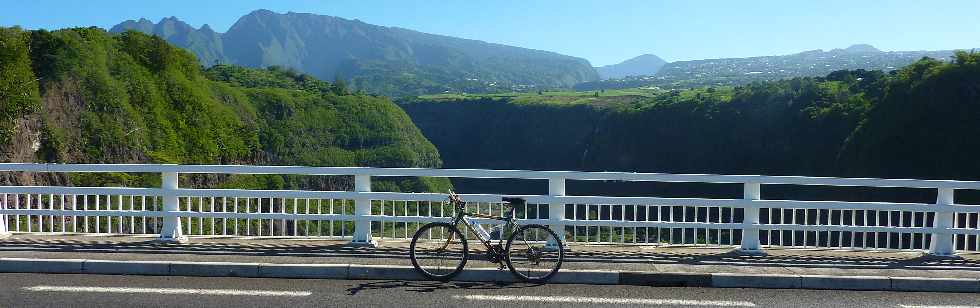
[410,222,468,281]
[505,224,564,282]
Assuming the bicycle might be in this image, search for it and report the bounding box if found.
[409,190,564,282]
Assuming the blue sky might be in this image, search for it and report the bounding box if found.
[3,0,979,66]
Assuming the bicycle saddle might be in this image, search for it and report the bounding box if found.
[501,197,526,205]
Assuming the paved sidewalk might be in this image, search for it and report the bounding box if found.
[2,234,980,292]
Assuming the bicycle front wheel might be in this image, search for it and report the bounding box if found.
[505,224,564,282]
[410,222,468,281]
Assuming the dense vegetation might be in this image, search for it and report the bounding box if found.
[111,10,599,98]
[402,53,980,200]
[0,26,448,192]
[0,27,40,147]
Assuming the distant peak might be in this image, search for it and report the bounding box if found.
[110,18,156,33]
[843,44,880,53]
[596,53,668,79]
[613,53,667,66]
[248,9,277,16]
[633,54,666,61]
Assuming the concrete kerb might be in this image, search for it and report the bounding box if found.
[84,259,171,276]
[890,276,980,293]
[712,273,803,289]
[800,275,893,291]
[0,258,85,274]
[169,261,261,278]
[259,263,349,279]
[1,258,979,293]
[620,271,711,287]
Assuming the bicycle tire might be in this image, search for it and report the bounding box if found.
[410,222,468,281]
[504,224,564,282]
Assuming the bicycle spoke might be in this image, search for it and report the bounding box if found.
[506,225,563,282]
[411,223,467,280]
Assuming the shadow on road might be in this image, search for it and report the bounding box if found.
[346,280,541,295]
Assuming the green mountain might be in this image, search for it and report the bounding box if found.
[595,54,667,79]
[0,26,448,191]
[401,52,980,199]
[653,44,964,88]
[578,44,972,91]
[110,10,599,97]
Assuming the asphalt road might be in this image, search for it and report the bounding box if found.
[2,273,980,308]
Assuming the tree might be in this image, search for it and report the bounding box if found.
[0,27,41,145]
[333,75,350,96]
[953,50,979,65]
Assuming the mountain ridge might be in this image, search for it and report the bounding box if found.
[578,44,974,90]
[110,10,599,97]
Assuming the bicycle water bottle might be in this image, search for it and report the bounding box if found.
[469,218,492,240]
[489,224,502,240]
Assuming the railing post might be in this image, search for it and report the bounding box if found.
[158,172,186,242]
[0,194,9,238]
[929,188,956,256]
[548,177,566,247]
[739,183,763,253]
[350,175,376,246]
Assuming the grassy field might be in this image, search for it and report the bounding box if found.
[411,86,741,108]
[415,87,664,105]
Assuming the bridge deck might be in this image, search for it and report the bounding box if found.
[2,234,979,279]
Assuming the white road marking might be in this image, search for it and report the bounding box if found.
[899,305,980,308]
[454,294,756,307]
[23,285,311,297]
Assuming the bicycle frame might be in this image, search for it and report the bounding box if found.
[455,210,516,250]
[435,194,545,261]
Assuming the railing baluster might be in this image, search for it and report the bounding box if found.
[740,183,762,253]
[158,171,185,242]
[209,197,215,236]
[929,188,955,256]
[351,175,374,245]
[13,194,20,233]
[0,193,8,237]
[222,197,227,236]
[140,196,146,234]
[233,197,239,236]
[245,198,251,236]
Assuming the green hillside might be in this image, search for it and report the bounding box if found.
[0,26,448,192]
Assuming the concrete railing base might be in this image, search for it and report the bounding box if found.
[154,236,189,244]
[733,249,768,256]
[344,240,379,248]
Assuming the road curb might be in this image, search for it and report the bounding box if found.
[620,271,711,287]
[0,257,977,293]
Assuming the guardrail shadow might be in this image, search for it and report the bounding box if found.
[346,280,541,295]
[1,235,978,273]
[566,247,980,271]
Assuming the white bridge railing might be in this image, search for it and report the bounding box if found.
[2,163,980,255]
